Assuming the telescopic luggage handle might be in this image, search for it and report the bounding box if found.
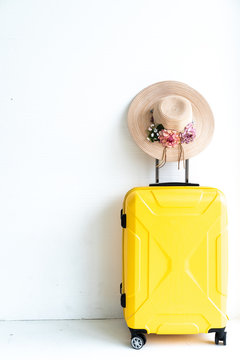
[150,159,199,186]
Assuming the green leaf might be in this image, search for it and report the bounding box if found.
[157,124,164,131]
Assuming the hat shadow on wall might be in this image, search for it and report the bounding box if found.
[115,104,154,179]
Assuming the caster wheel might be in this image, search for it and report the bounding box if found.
[141,333,146,345]
[223,332,227,346]
[215,331,227,345]
[215,332,219,345]
[131,335,145,350]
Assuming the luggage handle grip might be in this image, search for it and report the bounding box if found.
[149,182,199,186]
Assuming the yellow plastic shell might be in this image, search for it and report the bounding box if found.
[122,187,228,334]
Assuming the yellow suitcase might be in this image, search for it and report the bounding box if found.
[120,179,228,349]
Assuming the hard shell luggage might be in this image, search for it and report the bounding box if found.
[120,161,228,349]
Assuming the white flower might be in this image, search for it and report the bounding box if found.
[154,129,157,133]
[148,127,152,131]
[151,133,154,137]
[147,137,150,141]
[151,124,154,127]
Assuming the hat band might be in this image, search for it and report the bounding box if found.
[146,113,196,168]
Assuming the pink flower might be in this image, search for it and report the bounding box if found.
[180,123,196,144]
[159,129,180,148]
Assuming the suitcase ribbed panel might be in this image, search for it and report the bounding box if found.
[122,187,228,334]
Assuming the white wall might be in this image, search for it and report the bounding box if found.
[0,0,239,320]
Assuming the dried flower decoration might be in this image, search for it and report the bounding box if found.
[146,111,196,168]
[159,129,181,148]
[180,123,196,144]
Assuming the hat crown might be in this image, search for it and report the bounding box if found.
[153,95,192,131]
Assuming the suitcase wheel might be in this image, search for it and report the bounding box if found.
[215,331,227,345]
[131,334,146,350]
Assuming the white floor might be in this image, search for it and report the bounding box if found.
[0,318,238,360]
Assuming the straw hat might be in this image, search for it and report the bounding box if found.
[127,81,214,162]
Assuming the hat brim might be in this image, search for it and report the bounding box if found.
[128,81,214,161]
